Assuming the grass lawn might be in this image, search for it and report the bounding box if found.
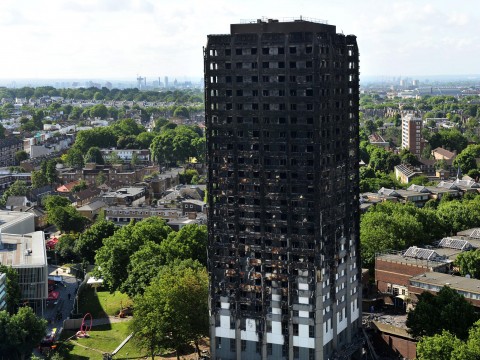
[78,287,133,318]
[60,321,145,360]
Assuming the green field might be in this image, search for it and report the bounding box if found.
[60,321,146,360]
[78,288,133,318]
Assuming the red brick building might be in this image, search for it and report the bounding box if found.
[375,249,449,297]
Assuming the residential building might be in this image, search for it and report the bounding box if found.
[77,200,106,220]
[0,137,23,167]
[375,249,450,297]
[101,187,146,206]
[401,114,424,157]
[100,149,151,164]
[409,272,480,308]
[182,199,206,215]
[205,18,361,360]
[394,164,423,184]
[431,147,456,161]
[0,171,31,194]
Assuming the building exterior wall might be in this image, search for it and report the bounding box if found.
[0,138,23,167]
[401,115,423,156]
[375,258,447,294]
[205,19,361,360]
[375,333,417,359]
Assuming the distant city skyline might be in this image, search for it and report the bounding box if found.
[0,0,478,80]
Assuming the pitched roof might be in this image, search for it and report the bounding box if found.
[57,181,80,192]
[432,147,456,159]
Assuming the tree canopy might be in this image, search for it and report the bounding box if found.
[0,307,47,359]
[0,265,21,315]
[406,286,478,340]
[95,217,172,291]
[131,260,208,360]
[360,202,443,266]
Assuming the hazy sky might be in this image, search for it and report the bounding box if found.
[0,0,478,79]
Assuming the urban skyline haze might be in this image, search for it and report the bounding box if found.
[0,0,478,80]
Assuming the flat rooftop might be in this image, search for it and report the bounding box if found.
[0,232,46,268]
[410,272,480,294]
[102,187,145,199]
[230,17,335,35]
[376,252,448,268]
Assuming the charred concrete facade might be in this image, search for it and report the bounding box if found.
[205,19,361,360]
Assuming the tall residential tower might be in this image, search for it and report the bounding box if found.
[205,18,361,360]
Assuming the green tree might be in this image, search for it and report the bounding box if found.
[416,330,463,360]
[360,202,444,267]
[95,217,172,291]
[0,307,47,359]
[437,199,480,235]
[95,171,107,186]
[179,169,199,184]
[131,260,208,360]
[30,170,48,189]
[406,286,477,340]
[43,195,71,212]
[84,146,104,164]
[14,150,28,164]
[63,147,85,169]
[173,106,189,119]
[74,220,117,264]
[455,250,480,279]
[71,180,88,193]
[0,265,21,315]
[111,118,145,137]
[56,234,79,262]
[0,180,28,207]
[41,159,58,185]
[136,131,156,148]
[121,241,164,297]
[89,104,108,119]
[159,224,207,266]
[48,206,88,233]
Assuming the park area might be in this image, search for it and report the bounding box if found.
[56,287,209,359]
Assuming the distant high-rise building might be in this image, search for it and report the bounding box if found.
[402,114,425,156]
[164,76,169,88]
[205,18,362,360]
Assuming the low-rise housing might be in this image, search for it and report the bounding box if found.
[394,164,423,184]
[101,187,146,206]
[431,147,456,160]
[409,272,480,308]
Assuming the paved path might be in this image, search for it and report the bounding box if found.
[44,265,80,331]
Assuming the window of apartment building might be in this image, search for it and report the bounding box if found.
[267,343,272,355]
[294,346,300,359]
[241,340,246,351]
[290,46,297,54]
[230,339,236,352]
[293,323,299,335]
